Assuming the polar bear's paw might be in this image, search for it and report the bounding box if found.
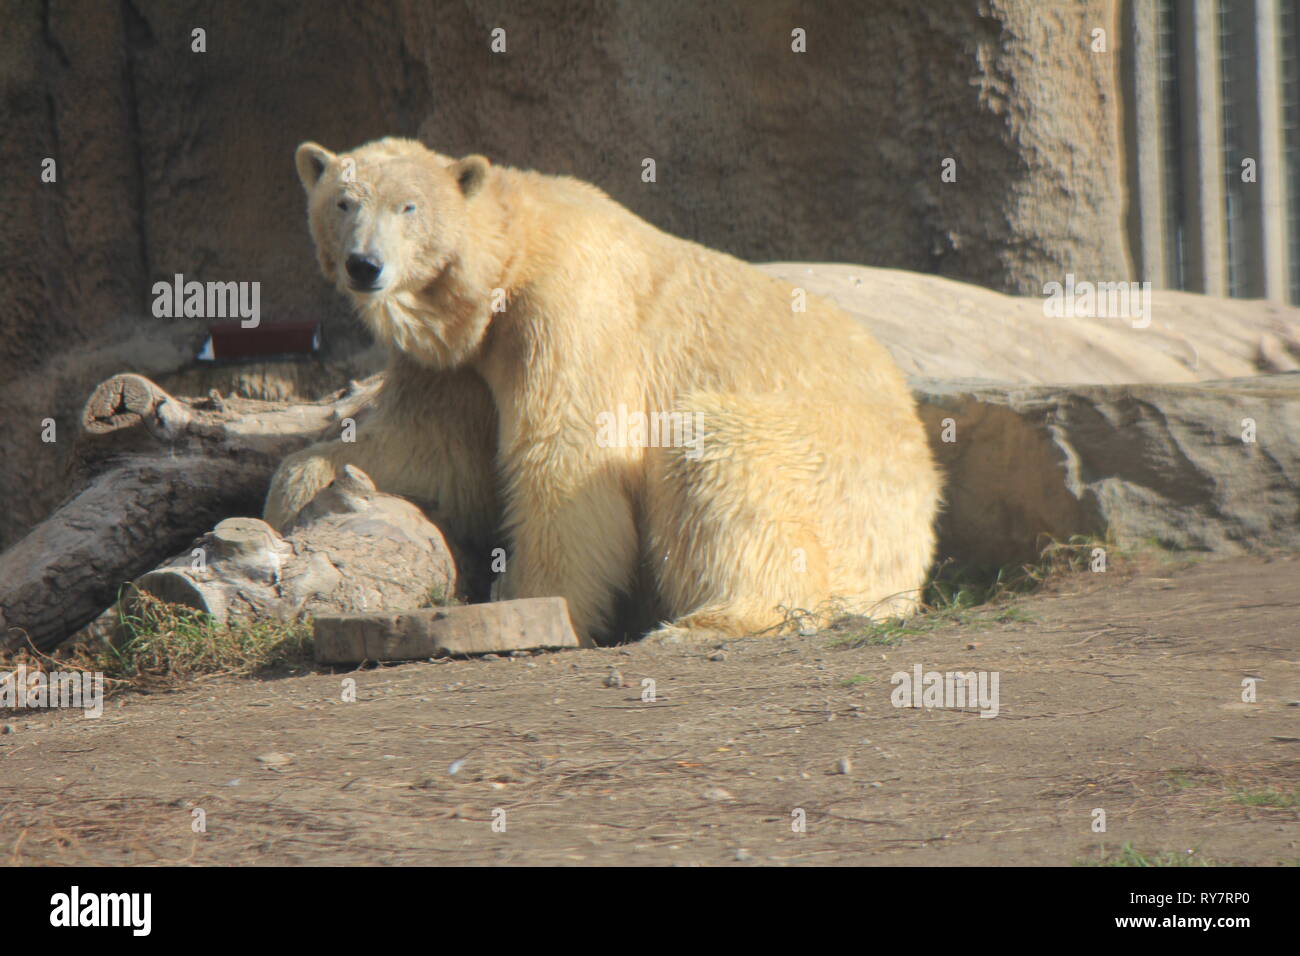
[640,623,728,648]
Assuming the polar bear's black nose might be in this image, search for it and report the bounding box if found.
[346,254,383,288]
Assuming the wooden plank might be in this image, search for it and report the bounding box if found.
[312,597,584,664]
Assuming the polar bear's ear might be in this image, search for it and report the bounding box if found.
[452,155,490,199]
[295,142,336,192]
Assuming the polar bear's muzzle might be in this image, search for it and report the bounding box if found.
[345,253,386,293]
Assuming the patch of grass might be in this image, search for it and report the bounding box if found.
[1078,843,1217,867]
[829,621,906,648]
[1162,770,1208,792]
[993,606,1034,624]
[422,582,462,608]
[1148,767,1300,813]
[1134,536,1204,570]
[924,565,1015,611]
[1232,787,1298,809]
[841,674,876,687]
[928,533,1117,606]
[65,593,313,693]
[824,534,1128,649]
[828,607,989,649]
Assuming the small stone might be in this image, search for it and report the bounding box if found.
[733,848,753,861]
[1,724,14,735]
[701,787,734,801]
[836,757,852,775]
[709,651,727,662]
[481,653,501,661]
[604,668,624,688]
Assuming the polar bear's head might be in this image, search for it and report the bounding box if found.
[294,137,494,366]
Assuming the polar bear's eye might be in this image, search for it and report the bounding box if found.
[401,202,417,214]
[337,200,350,212]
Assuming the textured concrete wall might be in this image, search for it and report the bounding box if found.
[0,0,1128,549]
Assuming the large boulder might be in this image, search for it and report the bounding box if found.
[915,373,1300,566]
[763,263,1300,385]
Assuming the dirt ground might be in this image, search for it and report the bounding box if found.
[2,554,1296,866]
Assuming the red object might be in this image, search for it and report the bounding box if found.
[199,320,321,361]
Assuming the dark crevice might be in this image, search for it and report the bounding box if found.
[41,90,74,333]
[40,0,70,307]
[120,0,154,311]
[41,0,72,68]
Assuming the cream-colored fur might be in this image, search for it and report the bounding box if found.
[266,137,941,644]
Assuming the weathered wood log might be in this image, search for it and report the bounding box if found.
[0,372,381,653]
[131,465,456,627]
[313,597,582,664]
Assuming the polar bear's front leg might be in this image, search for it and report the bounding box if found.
[265,365,500,548]
[496,473,639,643]
[264,426,416,531]
[264,440,347,531]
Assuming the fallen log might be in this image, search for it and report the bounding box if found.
[131,465,457,627]
[0,372,381,653]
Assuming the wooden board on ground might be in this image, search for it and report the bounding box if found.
[312,597,584,663]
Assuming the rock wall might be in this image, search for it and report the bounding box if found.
[2,0,1129,549]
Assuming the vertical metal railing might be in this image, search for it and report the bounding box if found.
[1220,0,1245,295]
[1127,0,1295,302]
[1158,0,1188,288]
[1280,0,1300,303]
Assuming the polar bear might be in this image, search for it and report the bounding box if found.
[266,137,941,644]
